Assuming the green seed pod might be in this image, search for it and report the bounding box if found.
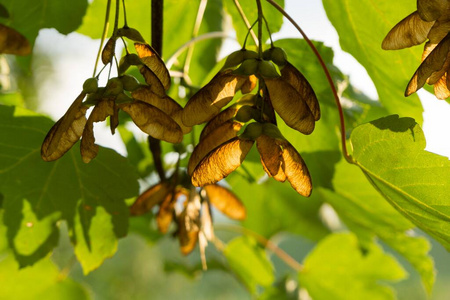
[240,122,263,140]
[263,47,288,67]
[120,75,140,92]
[82,77,98,94]
[234,58,259,76]
[258,60,280,78]
[222,50,245,70]
[243,50,259,60]
[104,78,124,96]
[84,88,105,105]
[235,106,255,123]
[262,123,285,140]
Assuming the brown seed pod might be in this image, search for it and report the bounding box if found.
[264,78,315,134]
[41,92,88,161]
[0,24,31,56]
[135,42,171,90]
[191,137,254,187]
[182,71,247,127]
[204,184,246,220]
[120,100,183,144]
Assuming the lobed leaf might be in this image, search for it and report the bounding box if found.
[0,105,139,273]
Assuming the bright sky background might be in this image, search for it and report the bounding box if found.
[34,0,450,158]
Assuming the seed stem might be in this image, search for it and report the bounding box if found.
[92,0,112,77]
[234,0,258,46]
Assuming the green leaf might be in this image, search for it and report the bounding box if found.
[322,0,424,123]
[0,0,88,46]
[224,0,284,46]
[319,159,435,294]
[299,233,407,300]
[0,253,89,300]
[224,236,275,294]
[78,0,150,43]
[350,115,450,251]
[0,105,139,273]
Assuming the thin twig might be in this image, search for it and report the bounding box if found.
[266,0,354,164]
[215,223,303,272]
[92,0,112,77]
[234,0,259,46]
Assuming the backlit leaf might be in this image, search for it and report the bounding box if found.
[0,105,139,273]
[351,115,450,251]
[299,233,407,300]
[224,236,275,294]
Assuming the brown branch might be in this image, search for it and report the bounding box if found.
[150,0,166,181]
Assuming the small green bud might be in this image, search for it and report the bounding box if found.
[82,78,98,94]
[104,78,124,96]
[240,122,263,140]
[222,50,245,70]
[120,75,140,92]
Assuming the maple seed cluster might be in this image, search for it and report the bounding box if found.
[41,27,186,163]
[130,174,246,258]
[182,46,320,197]
[383,0,450,99]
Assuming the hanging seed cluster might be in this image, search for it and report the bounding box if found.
[183,46,319,197]
[383,0,450,99]
[40,0,320,257]
[41,27,186,163]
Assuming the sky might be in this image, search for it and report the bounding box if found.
[34,0,450,158]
